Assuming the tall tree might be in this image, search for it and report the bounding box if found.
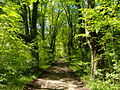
[61,1,75,61]
[17,0,40,69]
[85,0,98,78]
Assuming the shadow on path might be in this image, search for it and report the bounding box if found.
[25,58,90,90]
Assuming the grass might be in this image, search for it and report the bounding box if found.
[0,75,36,90]
[0,84,24,90]
[82,75,120,90]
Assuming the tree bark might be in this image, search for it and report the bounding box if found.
[75,0,87,61]
[41,16,45,40]
[49,9,62,61]
[86,0,97,79]
[18,0,40,69]
[30,0,39,68]
[31,0,39,39]
[66,5,74,62]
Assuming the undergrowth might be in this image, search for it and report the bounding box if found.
[0,75,36,90]
[82,75,120,90]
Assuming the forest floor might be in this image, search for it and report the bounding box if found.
[24,58,90,90]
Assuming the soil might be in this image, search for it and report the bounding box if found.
[24,58,90,90]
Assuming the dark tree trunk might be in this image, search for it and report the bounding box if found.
[28,6,32,31]
[30,0,39,68]
[75,0,87,61]
[49,27,57,61]
[49,10,62,61]
[20,4,29,38]
[23,4,29,36]
[31,0,39,39]
[18,0,40,69]
[66,5,74,62]
[50,29,57,54]
[41,16,45,40]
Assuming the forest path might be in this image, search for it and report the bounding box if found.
[25,58,90,90]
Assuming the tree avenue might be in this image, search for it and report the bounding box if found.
[0,0,120,90]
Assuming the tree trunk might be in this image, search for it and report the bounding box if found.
[41,15,45,40]
[31,0,39,39]
[30,0,39,68]
[86,0,97,79]
[23,4,29,36]
[18,0,40,70]
[50,27,57,61]
[66,5,74,62]
[75,0,87,61]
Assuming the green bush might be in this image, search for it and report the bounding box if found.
[0,31,33,84]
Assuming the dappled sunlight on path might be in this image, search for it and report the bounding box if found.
[25,59,90,90]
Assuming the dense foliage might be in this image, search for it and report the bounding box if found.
[0,0,120,90]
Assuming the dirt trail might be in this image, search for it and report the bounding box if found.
[25,59,90,90]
